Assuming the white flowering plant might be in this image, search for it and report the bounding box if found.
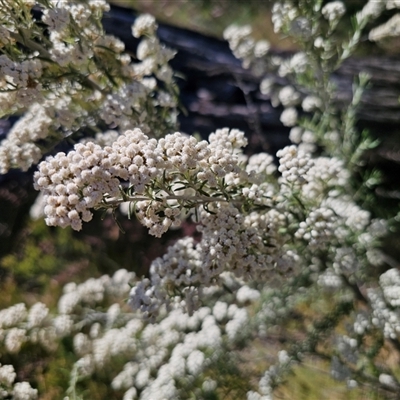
[1,0,400,399]
[0,0,179,174]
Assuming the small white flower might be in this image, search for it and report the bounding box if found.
[278,86,301,107]
[280,107,298,127]
[302,95,322,112]
[321,1,346,22]
[0,364,16,387]
[13,382,38,400]
[132,14,157,38]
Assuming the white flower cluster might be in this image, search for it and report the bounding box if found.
[323,197,378,246]
[276,52,308,78]
[223,24,270,71]
[353,312,370,335]
[33,140,120,230]
[277,145,313,185]
[99,14,178,134]
[197,205,286,279]
[0,5,179,174]
[271,2,298,33]
[380,268,400,308]
[34,128,248,234]
[0,269,134,365]
[321,1,346,23]
[0,265,261,399]
[295,207,337,249]
[129,237,203,319]
[317,268,343,289]
[237,285,261,304]
[0,103,52,173]
[112,285,256,399]
[289,126,318,153]
[368,288,400,340]
[356,0,385,25]
[132,13,158,38]
[129,197,291,319]
[58,268,135,316]
[301,95,322,112]
[0,301,55,354]
[335,335,358,365]
[379,373,399,390]
[122,130,385,318]
[277,85,301,107]
[332,247,358,276]
[132,15,176,82]
[369,13,400,42]
[302,157,350,199]
[0,364,37,400]
[246,153,276,179]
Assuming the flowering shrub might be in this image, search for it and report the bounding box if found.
[0,1,179,174]
[1,0,400,399]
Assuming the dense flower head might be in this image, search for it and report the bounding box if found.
[34,127,251,233]
[278,85,301,107]
[132,14,157,38]
[277,145,313,184]
[321,1,346,23]
[246,152,277,183]
[223,24,270,70]
[356,0,385,24]
[271,2,298,33]
[279,107,298,127]
[369,14,400,42]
